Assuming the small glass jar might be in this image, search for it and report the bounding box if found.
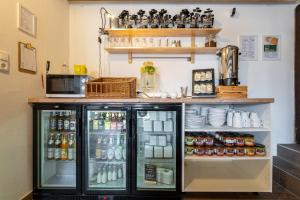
[205,35,217,47]
[245,146,255,156]
[205,134,214,146]
[195,133,206,146]
[236,134,245,147]
[235,147,245,156]
[215,143,225,156]
[225,146,235,157]
[185,134,196,146]
[194,146,205,156]
[185,146,195,155]
[205,146,214,156]
[244,134,255,147]
[255,144,266,156]
[224,134,236,147]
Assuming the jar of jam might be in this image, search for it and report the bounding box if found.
[195,133,206,146]
[225,146,235,156]
[205,146,214,156]
[205,134,214,146]
[185,134,195,146]
[236,134,245,147]
[244,134,255,146]
[215,143,225,156]
[185,146,195,155]
[235,147,245,156]
[255,144,266,156]
[224,134,236,147]
[245,146,255,156]
[194,146,205,156]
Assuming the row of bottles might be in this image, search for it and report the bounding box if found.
[90,112,126,131]
[49,111,76,132]
[47,132,76,161]
[95,164,124,184]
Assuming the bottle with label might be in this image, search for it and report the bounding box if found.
[57,112,64,132]
[95,136,102,160]
[54,133,62,160]
[118,164,123,179]
[98,112,104,130]
[96,167,102,184]
[101,165,108,184]
[68,133,76,160]
[47,133,55,160]
[69,112,76,132]
[104,113,111,130]
[122,113,126,130]
[112,165,117,181]
[61,133,68,160]
[110,113,117,130]
[100,136,108,161]
[116,113,123,130]
[63,112,70,131]
[107,164,112,181]
[49,112,57,132]
[92,112,99,131]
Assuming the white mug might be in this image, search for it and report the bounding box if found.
[227,111,234,127]
[233,112,242,128]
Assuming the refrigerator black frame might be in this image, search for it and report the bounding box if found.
[33,104,82,195]
[131,104,182,196]
[82,104,132,195]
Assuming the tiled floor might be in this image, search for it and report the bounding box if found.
[183,182,299,200]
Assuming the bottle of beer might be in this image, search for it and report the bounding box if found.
[122,113,126,130]
[92,112,99,131]
[49,112,57,132]
[47,133,55,160]
[54,133,62,160]
[104,112,111,130]
[98,112,104,130]
[69,112,76,132]
[63,112,70,132]
[116,113,123,130]
[110,113,117,130]
[68,133,76,160]
[57,112,64,132]
[61,133,68,161]
[95,136,102,160]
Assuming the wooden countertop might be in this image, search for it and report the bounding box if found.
[28,97,274,104]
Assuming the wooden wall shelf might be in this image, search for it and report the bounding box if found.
[105,47,218,54]
[105,28,222,37]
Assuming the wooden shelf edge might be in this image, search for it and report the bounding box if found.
[105,47,219,54]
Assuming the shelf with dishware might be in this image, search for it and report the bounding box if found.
[182,103,272,192]
[104,28,222,64]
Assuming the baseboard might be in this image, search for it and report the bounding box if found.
[20,192,32,200]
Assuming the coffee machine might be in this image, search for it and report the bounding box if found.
[217,45,241,86]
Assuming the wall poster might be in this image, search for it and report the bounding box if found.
[262,35,281,61]
[239,35,258,61]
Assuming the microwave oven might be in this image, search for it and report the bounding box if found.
[46,74,89,98]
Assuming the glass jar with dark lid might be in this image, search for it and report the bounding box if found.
[236,134,245,147]
[255,143,266,156]
[195,133,206,146]
[244,134,255,147]
[194,146,205,156]
[185,133,196,146]
[215,143,225,156]
[245,146,255,156]
[224,134,236,147]
[225,146,235,156]
[235,146,245,156]
[205,134,214,146]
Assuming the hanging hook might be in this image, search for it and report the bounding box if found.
[231,8,236,17]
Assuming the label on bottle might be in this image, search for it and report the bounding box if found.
[68,148,75,160]
[64,120,70,131]
[93,120,99,131]
[95,149,102,160]
[61,149,68,160]
[47,148,54,159]
[54,148,61,159]
[104,122,111,130]
[57,119,63,131]
[70,120,76,131]
[50,119,56,131]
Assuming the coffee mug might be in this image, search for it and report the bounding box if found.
[226,111,234,127]
[233,112,242,128]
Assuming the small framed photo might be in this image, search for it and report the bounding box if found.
[262,35,281,61]
[192,69,216,98]
[17,3,36,37]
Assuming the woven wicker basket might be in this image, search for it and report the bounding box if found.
[86,77,137,98]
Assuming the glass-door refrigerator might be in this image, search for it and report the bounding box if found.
[132,104,182,197]
[33,104,81,196]
[83,105,131,195]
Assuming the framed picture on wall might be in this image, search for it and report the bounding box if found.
[238,35,258,61]
[17,2,36,37]
[262,35,281,61]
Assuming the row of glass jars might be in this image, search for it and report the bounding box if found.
[185,143,266,157]
[185,132,255,147]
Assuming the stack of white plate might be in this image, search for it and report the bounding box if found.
[208,108,226,127]
[185,109,206,129]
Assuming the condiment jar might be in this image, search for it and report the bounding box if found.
[235,147,245,156]
[194,146,205,156]
[244,134,255,146]
[185,146,195,155]
[225,146,235,157]
[185,134,196,146]
[205,146,214,156]
[195,133,206,146]
[205,35,217,47]
[245,146,255,156]
[215,143,225,156]
[255,144,266,156]
[224,134,236,147]
[205,134,214,146]
[236,134,245,147]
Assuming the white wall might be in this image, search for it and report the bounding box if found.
[69,3,296,154]
[69,4,295,152]
[0,0,69,199]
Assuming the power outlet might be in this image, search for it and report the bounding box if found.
[0,50,9,73]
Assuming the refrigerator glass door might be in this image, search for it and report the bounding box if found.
[39,110,77,188]
[136,110,177,189]
[87,110,127,190]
